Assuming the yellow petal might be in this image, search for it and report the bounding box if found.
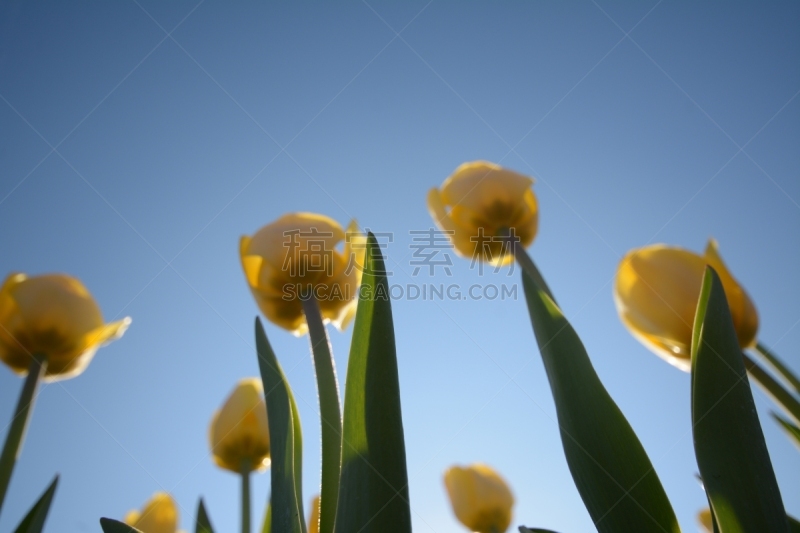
[342,219,367,287]
[209,378,271,473]
[428,163,538,265]
[250,292,307,336]
[124,492,180,533]
[444,464,514,533]
[246,212,345,272]
[0,273,129,380]
[124,510,141,525]
[615,240,759,372]
[330,299,358,332]
[308,495,321,533]
[440,161,533,215]
[697,508,715,532]
[703,239,759,348]
[10,274,104,339]
[427,189,482,259]
[241,213,367,335]
[0,274,30,375]
[614,245,704,369]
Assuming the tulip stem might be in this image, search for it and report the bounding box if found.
[743,352,800,427]
[241,460,251,533]
[507,235,557,305]
[301,294,342,533]
[753,342,800,394]
[0,352,47,517]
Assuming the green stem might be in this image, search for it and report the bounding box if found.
[301,295,342,533]
[743,353,800,426]
[241,461,251,533]
[753,342,800,394]
[507,235,556,305]
[0,353,47,518]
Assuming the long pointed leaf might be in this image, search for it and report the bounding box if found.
[255,318,305,533]
[196,498,214,533]
[521,265,678,532]
[99,518,142,533]
[754,342,800,394]
[334,233,411,533]
[262,499,272,533]
[771,412,800,450]
[13,475,58,533]
[691,267,788,532]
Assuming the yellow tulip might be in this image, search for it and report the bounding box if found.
[209,378,270,473]
[428,161,538,266]
[308,494,320,533]
[614,239,758,371]
[0,273,130,381]
[240,213,365,336]
[124,492,184,533]
[444,463,514,533]
[697,508,714,533]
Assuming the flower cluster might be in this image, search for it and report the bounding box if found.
[2,159,795,533]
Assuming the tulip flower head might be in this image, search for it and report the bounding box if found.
[0,273,130,381]
[428,161,538,266]
[614,239,758,371]
[209,378,271,473]
[308,494,320,533]
[444,463,514,533]
[697,508,714,533]
[124,492,184,533]
[240,213,365,336]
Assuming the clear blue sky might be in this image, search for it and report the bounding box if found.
[1,1,798,532]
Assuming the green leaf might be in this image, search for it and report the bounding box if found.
[789,515,800,533]
[519,527,560,533]
[520,264,679,533]
[692,267,788,532]
[195,497,214,533]
[13,475,58,533]
[261,499,272,533]
[754,342,800,394]
[255,318,305,533]
[99,518,142,533]
[334,233,411,533]
[771,412,800,450]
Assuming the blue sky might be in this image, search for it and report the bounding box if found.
[1,1,799,532]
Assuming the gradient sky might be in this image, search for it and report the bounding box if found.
[1,1,799,532]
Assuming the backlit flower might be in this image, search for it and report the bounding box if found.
[209,378,271,473]
[614,239,758,371]
[444,463,514,533]
[428,161,538,266]
[240,213,365,336]
[0,273,130,381]
[124,492,183,533]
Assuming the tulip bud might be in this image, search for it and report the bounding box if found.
[614,240,758,371]
[240,213,365,336]
[209,378,271,473]
[124,492,182,533]
[444,463,514,533]
[428,161,538,266]
[0,273,130,381]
